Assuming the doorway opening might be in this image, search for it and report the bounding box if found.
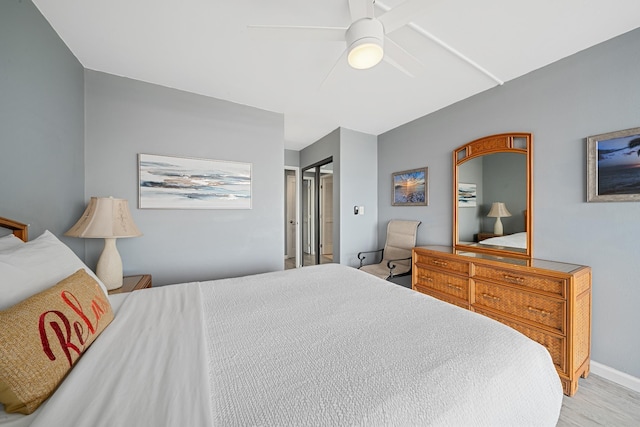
[302,158,333,266]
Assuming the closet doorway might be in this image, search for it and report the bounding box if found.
[302,158,333,266]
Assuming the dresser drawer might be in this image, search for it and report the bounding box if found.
[415,269,468,300]
[474,265,566,297]
[414,285,469,310]
[414,253,470,275]
[474,281,565,334]
[475,308,566,373]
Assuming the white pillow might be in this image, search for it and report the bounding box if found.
[0,234,25,253]
[0,230,108,310]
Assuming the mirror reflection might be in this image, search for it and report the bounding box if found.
[458,153,527,251]
[454,133,532,258]
[302,160,333,266]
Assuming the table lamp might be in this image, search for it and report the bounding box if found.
[65,197,142,290]
[487,202,511,236]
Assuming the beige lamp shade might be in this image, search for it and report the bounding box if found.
[65,197,142,290]
[65,197,142,238]
[486,202,511,236]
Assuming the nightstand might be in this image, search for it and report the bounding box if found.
[476,232,499,242]
[108,274,152,295]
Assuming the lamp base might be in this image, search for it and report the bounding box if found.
[96,238,123,290]
[493,217,504,236]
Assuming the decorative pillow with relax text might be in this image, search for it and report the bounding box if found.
[0,269,114,414]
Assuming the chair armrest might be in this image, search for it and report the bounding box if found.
[357,248,383,268]
[386,256,412,277]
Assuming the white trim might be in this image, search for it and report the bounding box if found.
[590,360,640,393]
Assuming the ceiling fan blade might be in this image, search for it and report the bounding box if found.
[348,0,375,21]
[319,49,348,88]
[378,0,430,34]
[247,25,346,42]
[383,37,424,77]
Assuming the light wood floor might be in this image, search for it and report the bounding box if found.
[557,374,640,426]
[285,254,333,270]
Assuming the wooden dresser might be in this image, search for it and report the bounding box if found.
[412,246,592,396]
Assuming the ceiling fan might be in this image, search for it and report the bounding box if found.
[248,0,431,80]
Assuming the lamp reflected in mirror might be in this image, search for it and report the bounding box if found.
[487,202,511,235]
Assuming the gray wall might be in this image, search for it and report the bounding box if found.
[84,71,284,286]
[339,128,378,267]
[284,149,300,167]
[457,157,483,241]
[379,28,640,377]
[482,153,527,234]
[300,129,341,262]
[0,0,85,255]
[299,128,379,266]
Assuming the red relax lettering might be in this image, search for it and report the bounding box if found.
[39,310,80,367]
[38,290,110,367]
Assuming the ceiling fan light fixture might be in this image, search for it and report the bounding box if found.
[348,40,384,69]
[346,18,385,70]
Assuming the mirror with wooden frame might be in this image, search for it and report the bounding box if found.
[453,133,533,259]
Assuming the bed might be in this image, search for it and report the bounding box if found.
[480,231,528,249]
[0,217,563,426]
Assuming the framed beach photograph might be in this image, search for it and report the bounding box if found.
[139,153,252,209]
[587,127,640,202]
[458,183,477,207]
[392,167,428,206]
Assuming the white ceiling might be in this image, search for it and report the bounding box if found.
[32,0,640,150]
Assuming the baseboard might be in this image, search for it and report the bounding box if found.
[590,360,640,393]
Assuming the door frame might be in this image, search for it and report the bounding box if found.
[319,171,333,259]
[285,166,301,268]
[302,175,315,257]
[302,157,333,266]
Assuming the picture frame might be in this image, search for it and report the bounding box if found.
[392,167,428,206]
[458,182,477,207]
[587,127,640,202]
[139,153,252,209]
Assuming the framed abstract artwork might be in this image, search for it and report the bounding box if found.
[138,153,252,209]
[587,127,640,202]
[392,167,428,206]
[458,183,477,207]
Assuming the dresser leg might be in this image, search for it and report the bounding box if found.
[561,378,579,397]
[581,361,590,378]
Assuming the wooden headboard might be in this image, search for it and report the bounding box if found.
[0,216,28,242]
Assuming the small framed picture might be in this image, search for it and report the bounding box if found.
[458,183,477,207]
[392,167,428,206]
[587,127,640,202]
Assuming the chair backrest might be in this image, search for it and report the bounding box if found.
[383,220,421,266]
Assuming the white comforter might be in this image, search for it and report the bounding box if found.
[27,264,562,426]
[481,231,528,249]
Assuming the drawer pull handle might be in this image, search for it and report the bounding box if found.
[432,260,448,267]
[446,283,462,291]
[481,293,501,302]
[503,274,525,284]
[420,276,434,282]
[527,306,551,316]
